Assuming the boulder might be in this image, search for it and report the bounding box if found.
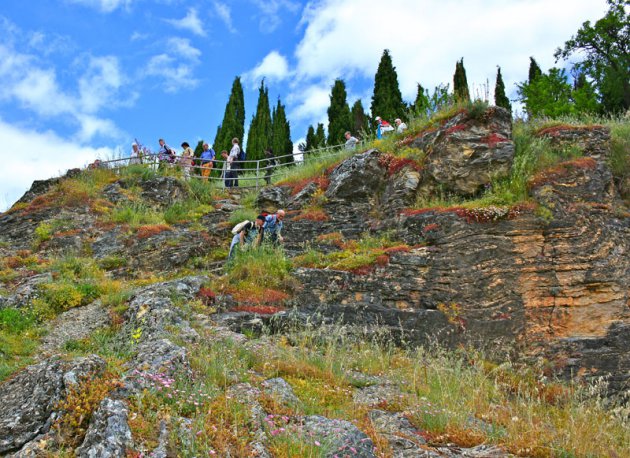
[261,377,301,407]
[255,186,290,211]
[301,415,376,457]
[529,158,617,216]
[411,106,514,196]
[537,125,611,159]
[75,398,133,458]
[140,176,187,207]
[325,149,387,201]
[0,355,105,454]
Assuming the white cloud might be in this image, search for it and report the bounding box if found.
[287,83,330,122]
[78,56,125,113]
[288,0,609,121]
[146,54,198,93]
[244,51,291,87]
[146,38,202,92]
[67,0,132,13]
[214,1,236,33]
[251,0,300,33]
[0,118,116,211]
[130,31,148,41]
[0,41,128,142]
[167,37,201,62]
[166,8,206,37]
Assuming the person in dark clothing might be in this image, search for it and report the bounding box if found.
[264,148,276,185]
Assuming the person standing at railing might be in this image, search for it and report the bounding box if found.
[375,116,394,139]
[228,138,240,188]
[344,131,359,150]
[179,142,194,180]
[200,143,215,181]
[264,148,276,185]
[158,138,176,172]
[395,118,408,134]
[130,142,143,165]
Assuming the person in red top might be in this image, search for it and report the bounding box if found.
[375,116,394,139]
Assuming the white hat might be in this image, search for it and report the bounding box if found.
[132,142,138,146]
[375,116,381,121]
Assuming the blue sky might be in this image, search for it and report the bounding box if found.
[0,0,609,210]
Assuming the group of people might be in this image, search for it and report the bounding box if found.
[228,209,285,260]
[343,115,408,150]
[128,138,278,187]
[375,116,407,139]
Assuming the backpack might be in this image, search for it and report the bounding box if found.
[238,148,246,162]
[231,220,250,235]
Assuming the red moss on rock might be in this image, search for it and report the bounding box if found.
[528,157,597,189]
[197,287,216,306]
[136,224,172,239]
[293,209,329,222]
[378,153,423,177]
[536,124,605,137]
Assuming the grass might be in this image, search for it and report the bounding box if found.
[294,233,410,274]
[214,244,296,309]
[0,307,42,381]
[123,321,630,457]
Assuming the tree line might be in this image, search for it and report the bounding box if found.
[201,0,628,160]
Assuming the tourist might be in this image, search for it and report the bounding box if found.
[344,131,359,150]
[395,118,408,134]
[375,116,394,139]
[262,209,285,245]
[200,143,215,181]
[264,148,276,185]
[228,215,265,260]
[229,138,240,187]
[179,142,194,180]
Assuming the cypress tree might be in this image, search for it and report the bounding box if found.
[246,80,272,169]
[213,76,245,155]
[351,99,369,136]
[371,49,406,124]
[494,66,512,112]
[327,79,352,145]
[314,123,326,149]
[305,125,316,151]
[453,58,470,102]
[412,83,431,116]
[271,98,293,165]
[528,57,542,83]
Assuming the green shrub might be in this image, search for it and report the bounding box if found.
[99,255,128,270]
[34,222,53,243]
[0,308,37,333]
[110,203,164,227]
[610,120,630,179]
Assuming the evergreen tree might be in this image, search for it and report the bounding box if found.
[453,58,470,101]
[213,77,245,155]
[528,57,543,83]
[314,123,326,149]
[412,83,431,116]
[370,49,406,125]
[494,66,512,112]
[327,79,352,145]
[350,99,369,136]
[271,98,293,165]
[246,80,272,170]
[305,125,316,151]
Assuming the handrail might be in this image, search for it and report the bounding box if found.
[86,141,367,190]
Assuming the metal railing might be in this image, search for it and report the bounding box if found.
[86,141,366,190]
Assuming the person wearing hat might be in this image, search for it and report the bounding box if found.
[179,141,194,180]
[375,116,393,139]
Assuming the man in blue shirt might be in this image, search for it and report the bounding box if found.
[263,209,285,244]
[200,143,215,181]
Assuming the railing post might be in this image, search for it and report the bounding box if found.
[256,159,260,190]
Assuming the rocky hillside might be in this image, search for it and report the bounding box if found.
[0,105,628,457]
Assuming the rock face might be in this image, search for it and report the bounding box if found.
[0,355,105,454]
[411,106,514,196]
[284,123,630,392]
